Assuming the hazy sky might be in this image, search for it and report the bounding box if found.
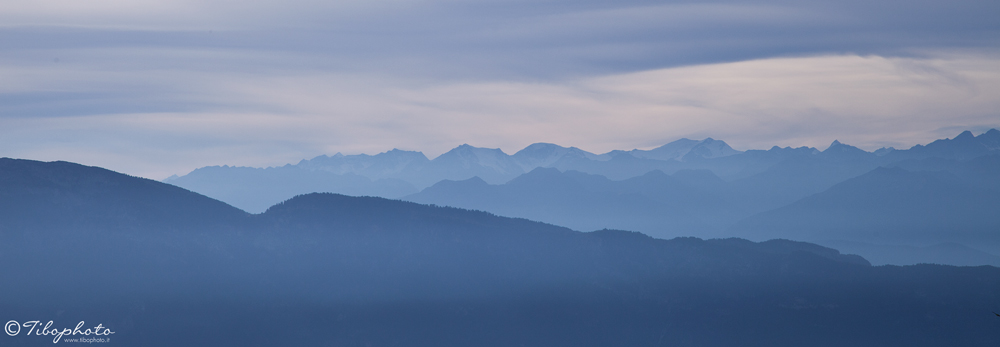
[1,0,998,179]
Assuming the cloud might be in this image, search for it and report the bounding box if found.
[1,50,997,179]
[0,0,997,178]
[1,0,997,79]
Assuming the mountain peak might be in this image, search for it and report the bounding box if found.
[631,137,740,161]
[954,130,975,141]
[428,144,522,184]
[378,148,429,160]
[821,140,871,159]
[681,138,741,161]
[438,144,510,158]
[513,143,567,158]
[512,143,607,170]
[978,128,1000,150]
[873,147,895,156]
[519,142,562,151]
[902,129,1000,160]
[824,139,857,151]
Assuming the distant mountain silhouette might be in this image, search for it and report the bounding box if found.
[295,148,431,182]
[510,142,609,171]
[732,166,1000,255]
[886,129,1000,161]
[626,137,741,161]
[723,139,882,211]
[3,159,1000,346]
[418,144,525,186]
[406,168,736,238]
[166,164,418,213]
[161,129,1000,267]
[888,153,1000,191]
[165,137,744,212]
[819,240,1000,267]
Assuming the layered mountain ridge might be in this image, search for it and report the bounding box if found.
[2,158,998,346]
[165,137,745,212]
[164,129,1000,266]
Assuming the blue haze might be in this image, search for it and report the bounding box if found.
[168,129,1000,266]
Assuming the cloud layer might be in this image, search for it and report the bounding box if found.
[0,0,997,178]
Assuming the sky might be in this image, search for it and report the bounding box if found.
[1,0,998,179]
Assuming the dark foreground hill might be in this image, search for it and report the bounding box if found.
[2,158,999,346]
[0,158,249,233]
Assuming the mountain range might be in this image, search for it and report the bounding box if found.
[2,158,999,346]
[405,130,1000,266]
[164,129,1000,266]
[165,137,743,213]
